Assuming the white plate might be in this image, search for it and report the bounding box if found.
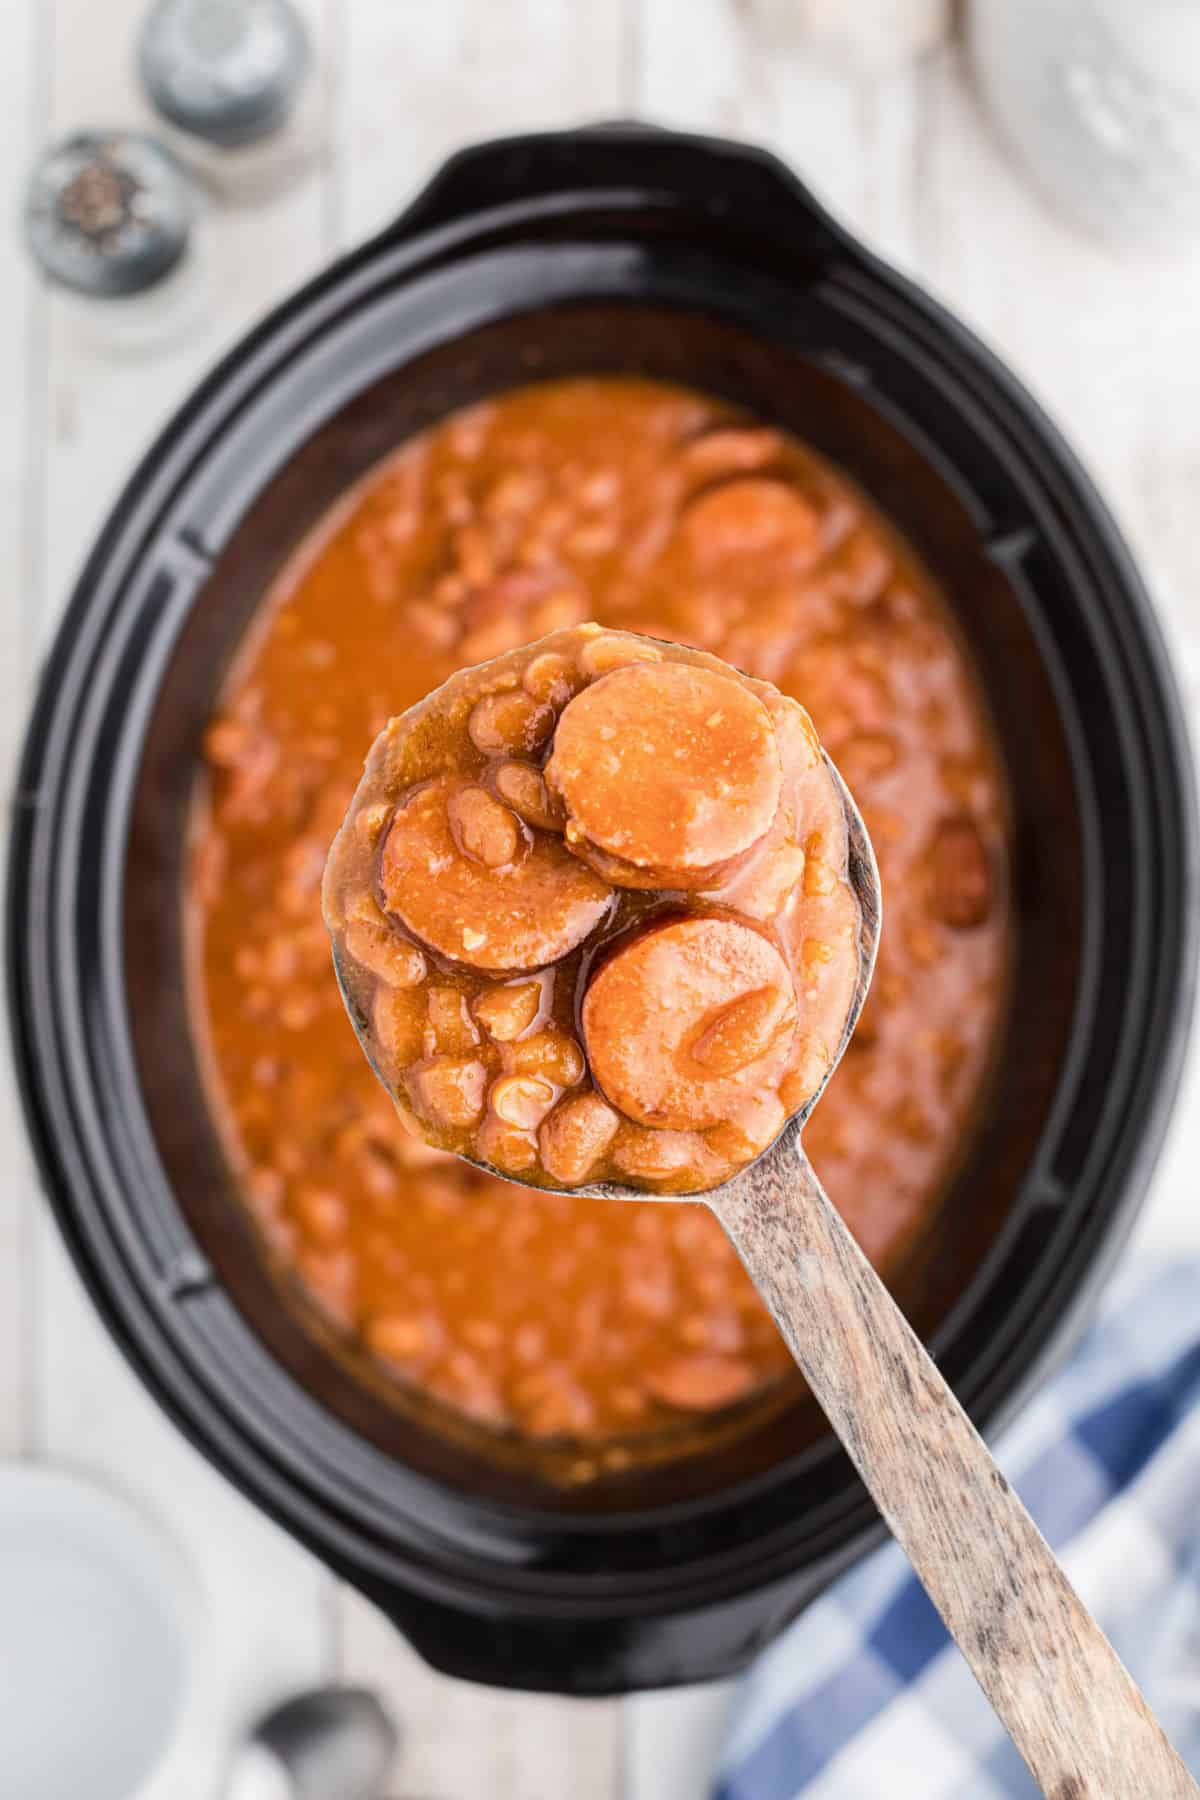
[0,1463,201,1800]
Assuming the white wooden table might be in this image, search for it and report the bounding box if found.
[3,4,1199,1796]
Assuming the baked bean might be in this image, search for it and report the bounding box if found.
[432,572,467,608]
[282,992,324,1033]
[467,689,555,755]
[447,785,521,869]
[366,1311,441,1369]
[373,987,425,1065]
[432,1350,507,1425]
[624,1265,676,1319]
[476,1115,539,1175]
[292,1185,348,1244]
[453,523,495,586]
[521,650,580,706]
[539,1093,620,1185]
[490,1074,557,1130]
[512,1368,596,1439]
[577,632,663,677]
[611,1127,710,1189]
[511,1031,585,1088]
[931,816,993,929]
[472,979,542,1042]
[407,600,458,652]
[483,469,543,520]
[411,1057,489,1129]
[204,716,257,768]
[378,774,611,971]
[490,760,563,832]
[424,987,481,1056]
[546,661,783,887]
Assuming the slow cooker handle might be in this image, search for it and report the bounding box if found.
[379,123,853,263]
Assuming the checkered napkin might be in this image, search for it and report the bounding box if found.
[715,1259,1200,1799]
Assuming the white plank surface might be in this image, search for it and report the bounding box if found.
[337,0,632,242]
[0,0,41,1468]
[2,6,1200,1800]
[17,4,338,1796]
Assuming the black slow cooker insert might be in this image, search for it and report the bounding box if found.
[8,126,1195,1693]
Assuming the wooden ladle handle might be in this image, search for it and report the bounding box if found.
[712,1135,1199,1799]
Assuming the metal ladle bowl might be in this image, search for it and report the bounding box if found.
[332,753,879,1206]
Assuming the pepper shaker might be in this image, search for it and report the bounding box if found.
[24,129,208,349]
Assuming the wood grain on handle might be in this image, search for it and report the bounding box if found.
[712,1132,1199,1800]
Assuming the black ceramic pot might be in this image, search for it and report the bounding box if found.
[7,125,1196,1694]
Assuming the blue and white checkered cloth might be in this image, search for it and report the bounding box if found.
[716,1259,1200,1798]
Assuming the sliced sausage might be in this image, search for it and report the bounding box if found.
[582,916,797,1131]
[545,662,783,888]
[380,773,611,971]
[641,1353,758,1411]
[678,425,782,479]
[679,477,822,561]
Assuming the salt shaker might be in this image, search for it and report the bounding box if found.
[138,0,321,204]
[970,0,1200,251]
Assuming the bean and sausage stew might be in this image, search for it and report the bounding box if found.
[189,377,1009,1451]
[323,625,862,1194]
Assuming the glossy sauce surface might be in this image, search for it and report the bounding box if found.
[189,377,1010,1449]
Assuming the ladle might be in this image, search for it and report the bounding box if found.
[333,754,1197,1800]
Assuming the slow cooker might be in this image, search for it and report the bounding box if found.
[7,125,1196,1693]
